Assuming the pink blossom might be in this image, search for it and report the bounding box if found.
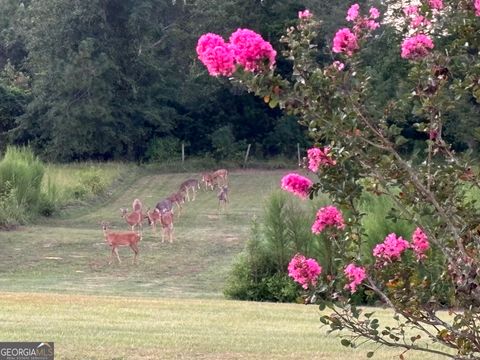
[373,233,410,261]
[281,173,313,199]
[344,264,367,293]
[196,33,235,76]
[366,20,380,30]
[311,206,345,234]
[428,0,444,10]
[298,9,313,19]
[401,34,434,59]
[475,0,480,16]
[307,147,336,172]
[333,28,359,56]
[369,7,380,19]
[411,227,430,259]
[333,61,345,71]
[229,29,276,72]
[403,6,419,16]
[288,254,322,289]
[410,15,431,28]
[346,4,360,21]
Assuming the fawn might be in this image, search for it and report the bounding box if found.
[179,179,200,201]
[102,222,141,264]
[217,185,229,211]
[146,208,174,243]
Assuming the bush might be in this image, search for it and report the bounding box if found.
[0,146,44,208]
[224,191,329,302]
[146,136,182,162]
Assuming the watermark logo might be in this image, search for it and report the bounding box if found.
[0,342,54,360]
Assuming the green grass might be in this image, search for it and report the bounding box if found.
[0,169,284,297]
[0,167,453,359]
[0,292,448,360]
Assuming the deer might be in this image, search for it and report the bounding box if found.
[155,198,173,214]
[167,192,185,216]
[217,185,229,212]
[179,179,200,201]
[132,198,143,213]
[120,208,143,233]
[146,208,174,243]
[213,169,228,187]
[201,172,217,191]
[101,222,141,264]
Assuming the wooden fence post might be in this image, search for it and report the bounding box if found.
[244,144,251,167]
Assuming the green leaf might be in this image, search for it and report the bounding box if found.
[367,351,374,358]
[341,339,351,347]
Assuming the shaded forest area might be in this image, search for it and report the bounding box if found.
[0,0,478,162]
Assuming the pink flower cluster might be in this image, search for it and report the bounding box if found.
[344,264,367,293]
[333,28,359,56]
[346,4,360,21]
[428,0,444,10]
[288,254,322,289]
[401,34,434,59]
[229,29,277,72]
[196,33,235,76]
[281,173,313,199]
[411,227,429,259]
[403,6,431,29]
[333,4,381,57]
[333,61,345,71]
[196,29,276,76]
[311,206,345,234]
[373,233,410,261]
[307,147,336,172]
[373,228,430,262]
[298,9,312,19]
[475,0,480,16]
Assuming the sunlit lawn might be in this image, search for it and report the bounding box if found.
[0,292,449,360]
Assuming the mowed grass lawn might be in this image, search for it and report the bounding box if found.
[0,169,283,297]
[0,292,446,360]
[0,169,449,359]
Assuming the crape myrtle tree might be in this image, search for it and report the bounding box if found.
[197,0,480,358]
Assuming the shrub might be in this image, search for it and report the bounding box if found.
[146,136,182,162]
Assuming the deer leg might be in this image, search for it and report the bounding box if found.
[113,247,121,263]
[130,244,139,265]
[169,225,174,243]
[109,247,116,265]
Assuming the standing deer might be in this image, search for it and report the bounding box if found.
[217,185,229,212]
[201,172,216,191]
[167,192,185,216]
[132,198,143,213]
[101,222,141,264]
[155,198,173,214]
[213,169,228,187]
[179,179,200,201]
[146,208,174,243]
[120,208,143,233]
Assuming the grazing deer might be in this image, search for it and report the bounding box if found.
[101,222,141,264]
[167,192,185,215]
[213,169,228,186]
[179,179,200,201]
[132,198,143,213]
[120,208,143,232]
[201,172,217,191]
[146,208,174,243]
[217,185,229,211]
[155,198,173,214]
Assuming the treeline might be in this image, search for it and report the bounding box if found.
[0,0,478,162]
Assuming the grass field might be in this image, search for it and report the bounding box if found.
[0,168,451,359]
